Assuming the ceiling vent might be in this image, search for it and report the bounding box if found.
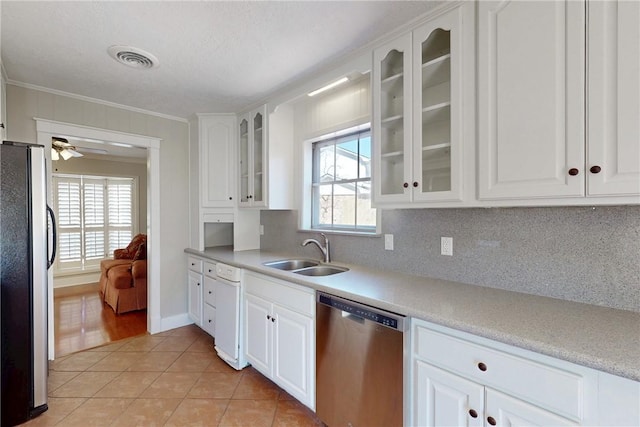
[108,45,159,69]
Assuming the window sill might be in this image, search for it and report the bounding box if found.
[297,228,381,238]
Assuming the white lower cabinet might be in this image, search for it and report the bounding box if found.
[411,319,640,427]
[201,261,217,337]
[187,256,203,326]
[244,272,315,410]
[415,361,484,427]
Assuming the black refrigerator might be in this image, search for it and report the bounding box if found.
[0,141,54,426]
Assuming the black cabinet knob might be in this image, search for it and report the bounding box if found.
[487,416,497,426]
[590,165,602,174]
[403,182,409,188]
[568,168,580,176]
[412,181,419,188]
[468,409,478,418]
[477,362,487,372]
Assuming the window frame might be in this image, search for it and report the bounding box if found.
[303,124,379,235]
[52,173,138,275]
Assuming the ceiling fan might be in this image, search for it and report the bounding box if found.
[51,137,83,161]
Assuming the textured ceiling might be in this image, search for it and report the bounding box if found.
[1,1,441,119]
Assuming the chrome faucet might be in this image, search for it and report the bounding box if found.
[301,233,330,263]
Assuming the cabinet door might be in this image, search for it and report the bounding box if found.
[0,72,5,141]
[251,110,266,207]
[373,33,413,204]
[200,116,236,207]
[203,276,216,306]
[485,388,578,427]
[244,294,271,375]
[414,361,484,427]
[202,302,216,337]
[272,304,314,409]
[412,6,465,203]
[187,270,202,326]
[239,115,251,206]
[587,0,640,197]
[478,1,585,200]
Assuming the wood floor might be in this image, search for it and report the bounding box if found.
[54,283,147,358]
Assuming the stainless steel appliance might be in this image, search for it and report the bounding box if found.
[1,141,55,426]
[316,291,406,427]
[214,263,247,370]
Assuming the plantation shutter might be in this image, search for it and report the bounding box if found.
[83,178,106,267]
[52,174,136,273]
[54,176,82,270]
[107,180,133,256]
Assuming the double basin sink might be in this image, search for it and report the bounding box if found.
[263,259,349,276]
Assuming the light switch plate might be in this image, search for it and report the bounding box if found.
[384,234,394,251]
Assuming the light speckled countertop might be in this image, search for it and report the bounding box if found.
[185,246,640,382]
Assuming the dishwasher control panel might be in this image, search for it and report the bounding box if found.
[317,292,404,331]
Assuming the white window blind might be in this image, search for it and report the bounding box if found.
[53,174,137,274]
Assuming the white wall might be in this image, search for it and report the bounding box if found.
[6,84,191,323]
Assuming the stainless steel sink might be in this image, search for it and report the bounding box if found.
[263,259,319,271]
[293,265,349,276]
[263,259,349,276]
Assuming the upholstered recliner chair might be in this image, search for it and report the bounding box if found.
[99,234,147,314]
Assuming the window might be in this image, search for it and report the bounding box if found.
[311,128,376,232]
[53,174,137,273]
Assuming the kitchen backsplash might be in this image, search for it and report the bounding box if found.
[260,207,640,312]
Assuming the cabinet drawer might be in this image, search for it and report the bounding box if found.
[245,272,314,316]
[204,276,216,307]
[202,303,216,337]
[187,256,203,273]
[414,324,585,421]
[204,262,216,278]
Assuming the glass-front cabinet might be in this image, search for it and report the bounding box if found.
[373,4,470,207]
[374,33,413,204]
[238,107,266,208]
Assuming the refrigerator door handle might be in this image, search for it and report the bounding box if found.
[46,204,57,269]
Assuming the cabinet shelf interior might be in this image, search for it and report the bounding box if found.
[422,54,451,88]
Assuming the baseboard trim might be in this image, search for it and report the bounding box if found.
[156,313,193,334]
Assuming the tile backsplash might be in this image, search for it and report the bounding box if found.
[260,207,640,312]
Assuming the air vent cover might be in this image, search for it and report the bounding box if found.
[108,45,159,69]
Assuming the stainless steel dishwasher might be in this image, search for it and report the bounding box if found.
[316,291,406,427]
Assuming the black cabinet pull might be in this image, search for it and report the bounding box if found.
[468,409,478,418]
[590,165,602,174]
[487,416,497,426]
[477,362,487,372]
[568,168,579,176]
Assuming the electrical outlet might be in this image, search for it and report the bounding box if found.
[441,237,453,256]
[259,225,264,235]
[384,234,394,251]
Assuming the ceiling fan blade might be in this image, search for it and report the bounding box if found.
[76,147,108,155]
[67,148,84,158]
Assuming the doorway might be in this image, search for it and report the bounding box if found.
[36,118,161,360]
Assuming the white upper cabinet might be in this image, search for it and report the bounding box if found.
[478,0,585,200]
[587,0,640,197]
[196,114,237,208]
[238,104,294,210]
[0,69,6,141]
[373,33,413,205]
[478,0,639,204]
[373,3,474,207]
[239,107,267,208]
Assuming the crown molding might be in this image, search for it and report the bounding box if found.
[7,80,189,123]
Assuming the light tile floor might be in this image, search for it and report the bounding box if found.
[22,325,324,426]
